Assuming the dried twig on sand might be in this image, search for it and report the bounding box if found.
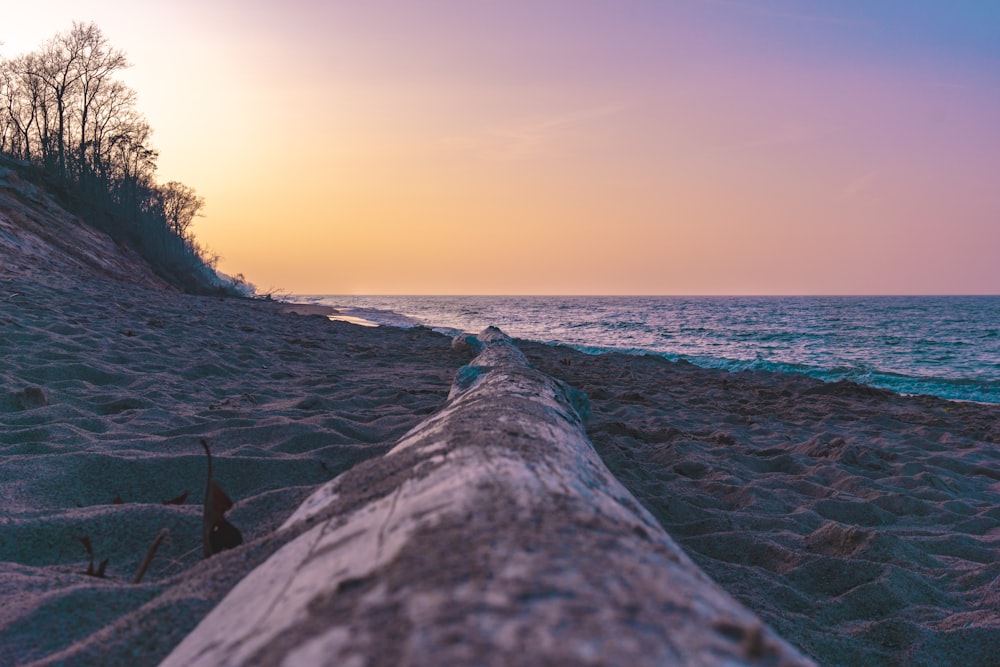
[73,535,108,578]
[133,528,169,584]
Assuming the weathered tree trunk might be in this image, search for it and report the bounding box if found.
[162,327,815,667]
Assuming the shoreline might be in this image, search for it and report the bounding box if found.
[273,302,340,318]
[279,298,997,409]
[288,295,1000,405]
[543,342,1000,407]
[1,276,998,665]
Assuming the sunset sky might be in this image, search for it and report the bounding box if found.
[5,1,1000,294]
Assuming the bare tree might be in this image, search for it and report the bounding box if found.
[33,25,85,175]
[86,79,137,180]
[0,55,49,160]
[156,181,205,238]
[23,53,57,164]
[70,22,128,180]
[0,58,19,155]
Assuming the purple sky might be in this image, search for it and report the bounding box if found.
[5,1,1000,293]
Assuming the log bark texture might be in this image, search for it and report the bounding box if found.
[162,327,815,666]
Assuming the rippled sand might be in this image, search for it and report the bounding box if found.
[0,275,463,665]
[1,271,998,665]
[523,341,1000,666]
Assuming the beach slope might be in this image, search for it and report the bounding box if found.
[1,174,465,664]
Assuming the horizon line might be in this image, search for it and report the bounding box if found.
[282,292,1000,298]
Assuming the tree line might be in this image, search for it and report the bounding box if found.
[0,22,237,293]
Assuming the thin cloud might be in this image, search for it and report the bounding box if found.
[696,0,865,27]
[841,170,880,201]
[705,124,814,157]
[445,103,630,162]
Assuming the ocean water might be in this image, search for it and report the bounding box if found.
[289,295,1000,404]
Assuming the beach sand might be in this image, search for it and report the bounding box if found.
[1,276,998,664]
[522,341,1000,665]
[0,273,466,665]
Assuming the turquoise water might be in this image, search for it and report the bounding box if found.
[289,295,1000,404]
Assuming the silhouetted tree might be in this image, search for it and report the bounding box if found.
[0,54,50,161]
[33,27,82,174]
[156,181,205,238]
[85,79,136,181]
[0,23,232,295]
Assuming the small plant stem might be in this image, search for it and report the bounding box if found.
[133,528,169,584]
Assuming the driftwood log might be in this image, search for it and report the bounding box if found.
[162,327,815,666]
